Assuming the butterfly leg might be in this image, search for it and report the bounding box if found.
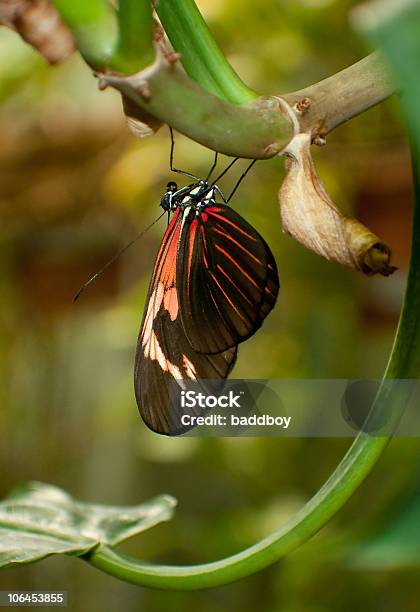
[214,184,227,203]
[205,151,218,182]
[169,127,201,182]
[226,159,257,202]
[212,157,240,185]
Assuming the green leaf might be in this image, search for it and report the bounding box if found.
[0,482,176,568]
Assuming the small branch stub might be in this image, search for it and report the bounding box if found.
[279,132,397,276]
[295,97,311,114]
[313,134,327,146]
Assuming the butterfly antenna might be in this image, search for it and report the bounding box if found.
[73,212,165,302]
[227,159,257,202]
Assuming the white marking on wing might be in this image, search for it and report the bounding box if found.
[142,282,164,344]
[182,355,197,380]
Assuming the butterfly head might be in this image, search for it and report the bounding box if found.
[160,181,179,212]
[167,181,178,193]
[160,179,218,216]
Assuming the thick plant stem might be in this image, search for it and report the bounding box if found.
[156,0,256,103]
[51,1,395,154]
[52,0,117,70]
[52,0,292,156]
[102,68,294,158]
[283,52,395,137]
[111,0,155,73]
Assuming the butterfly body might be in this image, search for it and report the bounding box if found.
[136,177,279,435]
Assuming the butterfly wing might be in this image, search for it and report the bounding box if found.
[134,209,237,435]
[177,204,279,354]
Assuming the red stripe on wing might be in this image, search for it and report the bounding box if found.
[214,244,259,289]
[177,203,279,354]
[206,209,258,242]
[212,225,263,265]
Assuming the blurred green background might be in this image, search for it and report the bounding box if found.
[1,0,420,610]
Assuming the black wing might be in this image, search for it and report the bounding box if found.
[177,204,279,354]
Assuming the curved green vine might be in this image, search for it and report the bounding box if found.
[85,193,419,587]
[82,0,420,590]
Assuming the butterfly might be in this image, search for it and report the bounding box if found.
[135,176,279,435]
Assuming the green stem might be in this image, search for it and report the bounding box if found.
[110,0,155,73]
[87,150,420,588]
[156,0,256,103]
[103,69,292,158]
[283,52,394,137]
[52,0,291,155]
[52,0,117,70]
